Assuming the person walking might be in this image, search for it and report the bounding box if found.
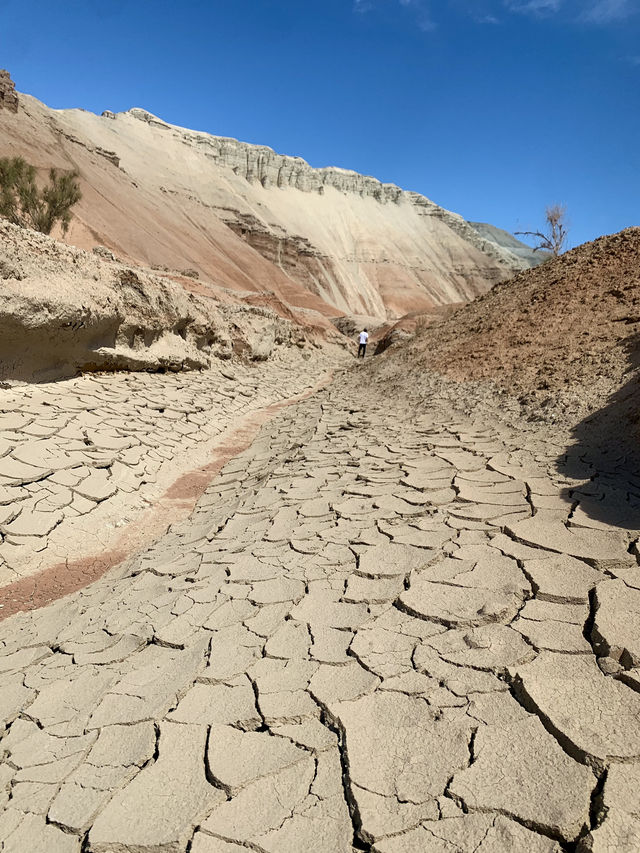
[357,328,369,359]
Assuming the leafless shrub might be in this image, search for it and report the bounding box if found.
[516,204,568,257]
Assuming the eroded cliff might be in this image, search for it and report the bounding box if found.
[0,81,539,322]
[0,220,341,383]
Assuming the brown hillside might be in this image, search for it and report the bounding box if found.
[400,228,640,399]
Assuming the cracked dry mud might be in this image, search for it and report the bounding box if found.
[1,362,640,853]
[0,352,333,594]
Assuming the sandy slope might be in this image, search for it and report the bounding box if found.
[0,89,535,320]
[380,228,640,415]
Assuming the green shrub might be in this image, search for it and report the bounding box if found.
[0,156,82,235]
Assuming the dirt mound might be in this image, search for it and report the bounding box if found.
[394,228,640,402]
[373,304,464,354]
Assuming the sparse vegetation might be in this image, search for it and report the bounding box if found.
[516,204,569,257]
[0,156,82,235]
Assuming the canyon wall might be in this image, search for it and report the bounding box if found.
[0,219,342,383]
[0,77,538,322]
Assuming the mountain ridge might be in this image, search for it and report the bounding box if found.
[1,74,541,322]
[110,105,534,273]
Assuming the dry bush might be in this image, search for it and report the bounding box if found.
[516,204,568,257]
[0,156,82,235]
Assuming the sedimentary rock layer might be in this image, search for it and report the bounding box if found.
[0,220,342,382]
[0,69,18,113]
[0,82,536,320]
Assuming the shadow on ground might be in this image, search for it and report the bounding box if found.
[555,332,640,533]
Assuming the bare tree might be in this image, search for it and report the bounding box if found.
[516,204,568,256]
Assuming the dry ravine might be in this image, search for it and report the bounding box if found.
[1,355,639,853]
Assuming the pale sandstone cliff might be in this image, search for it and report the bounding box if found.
[0,82,538,322]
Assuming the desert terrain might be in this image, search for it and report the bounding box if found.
[1,72,640,853]
[0,69,542,325]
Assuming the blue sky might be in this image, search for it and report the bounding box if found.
[2,0,638,248]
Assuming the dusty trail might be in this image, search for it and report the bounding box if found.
[0,363,639,852]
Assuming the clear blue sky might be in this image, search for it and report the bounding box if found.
[2,0,639,248]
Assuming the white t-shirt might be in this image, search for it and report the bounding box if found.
[359,331,369,345]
